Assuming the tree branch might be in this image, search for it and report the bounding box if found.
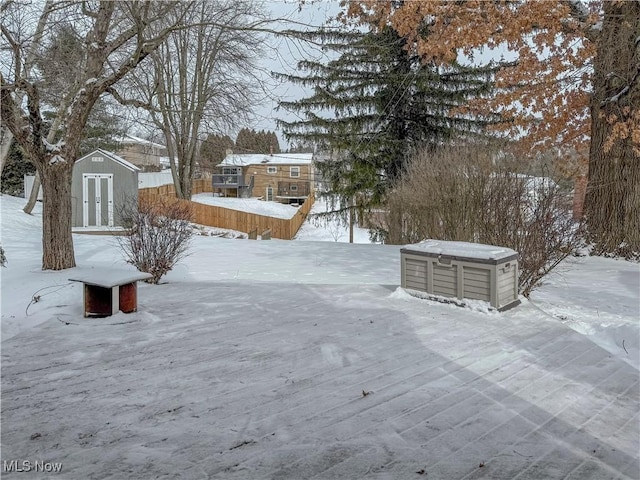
[562,0,600,43]
[105,86,156,111]
[600,64,640,107]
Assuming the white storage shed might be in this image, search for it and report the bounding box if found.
[401,240,520,311]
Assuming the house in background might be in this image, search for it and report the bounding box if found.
[212,153,315,204]
[115,134,167,171]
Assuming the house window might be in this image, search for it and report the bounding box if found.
[290,166,300,178]
[290,184,298,192]
[267,166,277,174]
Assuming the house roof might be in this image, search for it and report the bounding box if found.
[77,149,140,172]
[117,134,167,150]
[217,153,314,167]
[159,156,176,168]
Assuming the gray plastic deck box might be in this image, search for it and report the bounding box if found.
[400,240,520,311]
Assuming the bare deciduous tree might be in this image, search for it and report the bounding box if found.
[118,0,266,199]
[1,1,193,270]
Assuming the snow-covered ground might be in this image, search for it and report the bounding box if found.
[294,196,375,244]
[191,193,300,220]
[1,194,638,479]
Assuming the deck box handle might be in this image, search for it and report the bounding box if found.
[437,255,452,266]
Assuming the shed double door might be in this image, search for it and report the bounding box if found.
[83,174,114,227]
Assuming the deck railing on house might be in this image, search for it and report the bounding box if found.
[211,174,245,188]
[138,179,315,240]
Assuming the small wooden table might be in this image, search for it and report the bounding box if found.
[69,269,153,317]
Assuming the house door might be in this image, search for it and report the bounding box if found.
[82,174,114,227]
[266,185,273,202]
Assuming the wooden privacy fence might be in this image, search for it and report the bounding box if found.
[138,180,315,240]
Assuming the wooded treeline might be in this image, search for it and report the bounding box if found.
[199,128,281,174]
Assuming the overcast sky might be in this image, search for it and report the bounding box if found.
[251,1,513,150]
[251,1,341,149]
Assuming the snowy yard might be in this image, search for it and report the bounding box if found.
[1,194,638,479]
[191,194,301,220]
[294,196,375,244]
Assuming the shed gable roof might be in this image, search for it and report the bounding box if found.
[76,149,140,172]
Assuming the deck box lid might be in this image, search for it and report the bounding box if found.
[401,240,518,264]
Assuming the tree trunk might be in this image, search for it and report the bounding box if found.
[40,164,75,270]
[584,0,640,258]
[181,160,192,200]
[0,126,13,176]
[349,197,354,244]
[23,171,41,214]
[181,177,192,200]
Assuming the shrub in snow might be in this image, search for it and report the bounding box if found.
[117,196,193,284]
[378,145,585,297]
[478,169,585,296]
[0,245,6,267]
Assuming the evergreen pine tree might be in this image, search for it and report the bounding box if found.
[269,132,281,154]
[1,141,36,197]
[200,134,235,173]
[78,100,127,156]
[257,130,268,153]
[277,26,502,209]
[235,128,281,154]
[235,128,254,153]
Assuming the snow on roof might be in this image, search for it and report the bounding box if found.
[159,156,176,168]
[77,149,140,172]
[402,239,517,261]
[218,153,314,167]
[117,134,167,150]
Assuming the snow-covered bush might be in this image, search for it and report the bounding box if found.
[379,145,584,296]
[117,196,194,284]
